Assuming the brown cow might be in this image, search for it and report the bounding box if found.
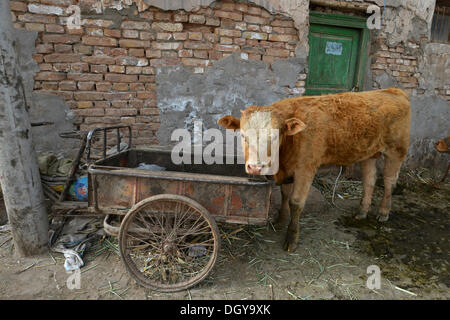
[218,87,411,252]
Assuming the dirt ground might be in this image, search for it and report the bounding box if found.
[0,167,448,300]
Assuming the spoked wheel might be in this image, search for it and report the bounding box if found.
[119,194,220,292]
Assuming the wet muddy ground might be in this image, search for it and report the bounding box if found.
[0,168,448,300]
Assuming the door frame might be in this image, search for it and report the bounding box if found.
[308,11,370,93]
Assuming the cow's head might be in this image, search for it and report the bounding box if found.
[218,108,306,175]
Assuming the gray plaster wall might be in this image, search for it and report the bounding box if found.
[156,53,306,145]
[13,29,78,158]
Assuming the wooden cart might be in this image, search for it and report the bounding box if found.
[51,126,274,292]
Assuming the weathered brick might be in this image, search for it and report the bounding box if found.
[111,48,127,56]
[266,48,290,57]
[82,36,117,47]
[86,28,103,36]
[146,49,162,58]
[41,82,58,90]
[119,39,150,48]
[25,23,45,32]
[244,15,268,25]
[126,66,143,74]
[74,91,104,101]
[218,28,241,38]
[123,29,139,39]
[152,42,183,50]
[46,24,65,33]
[189,32,203,41]
[90,64,108,73]
[128,48,145,57]
[271,19,294,27]
[234,37,246,45]
[204,33,218,43]
[150,58,179,67]
[215,44,240,52]
[104,29,121,38]
[174,14,188,23]
[156,32,172,40]
[189,15,206,24]
[44,53,81,63]
[10,1,27,12]
[82,19,114,28]
[43,34,80,44]
[96,82,112,92]
[173,32,188,41]
[70,63,89,73]
[130,83,145,91]
[184,41,213,50]
[81,55,116,65]
[154,12,172,21]
[142,67,155,75]
[77,82,95,91]
[18,13,56,24]
[36,44,54,54]
[35,72,66,81]
[268,34,297,42]
[67,73,103,81]
[84,116,120,124]
[140,31,155,41]
[104,92,136,100]
[121,21,151,30]
[39,63,52,71]
[209,50,223,60]
[152,22,183,32]
[105,74,139,83]
[193,50,208,59]
[112,83,129,91]
[242,31,268,40]
[140,108,160,115]
[179,49,193,58]
[77,101,93,109]
[205,17,221,26]
[247,6,262,15]
[162,51,178,58]
[28,4,64,16]
[235,3,248,12]
[214,10,242,21]
[220,37,233,45]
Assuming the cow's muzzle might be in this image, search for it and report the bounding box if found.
[246,163,264,175]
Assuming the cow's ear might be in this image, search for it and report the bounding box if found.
[218,115,240,131]
[284,118,306,135]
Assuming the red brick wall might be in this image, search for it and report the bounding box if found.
[10,0,301,145]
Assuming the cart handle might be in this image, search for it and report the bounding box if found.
[86,125,132,162]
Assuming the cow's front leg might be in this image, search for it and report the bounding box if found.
[275,183,292,228]
[283,171,315,252]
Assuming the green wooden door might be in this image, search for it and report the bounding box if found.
[305,24,361,96]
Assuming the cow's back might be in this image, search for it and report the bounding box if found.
[292,88,411,165]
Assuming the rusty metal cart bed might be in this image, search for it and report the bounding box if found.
[52,126,274,292]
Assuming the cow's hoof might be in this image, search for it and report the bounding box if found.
[354,211,368,220]
[282,231,299,252]
[376,212,389,222]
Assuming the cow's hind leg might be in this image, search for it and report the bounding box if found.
[275,183,292,228]
[355,158,377,220]
[283,170,315,252]
[378,153,404,222]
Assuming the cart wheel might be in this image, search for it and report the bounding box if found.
[119,194,220,292]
